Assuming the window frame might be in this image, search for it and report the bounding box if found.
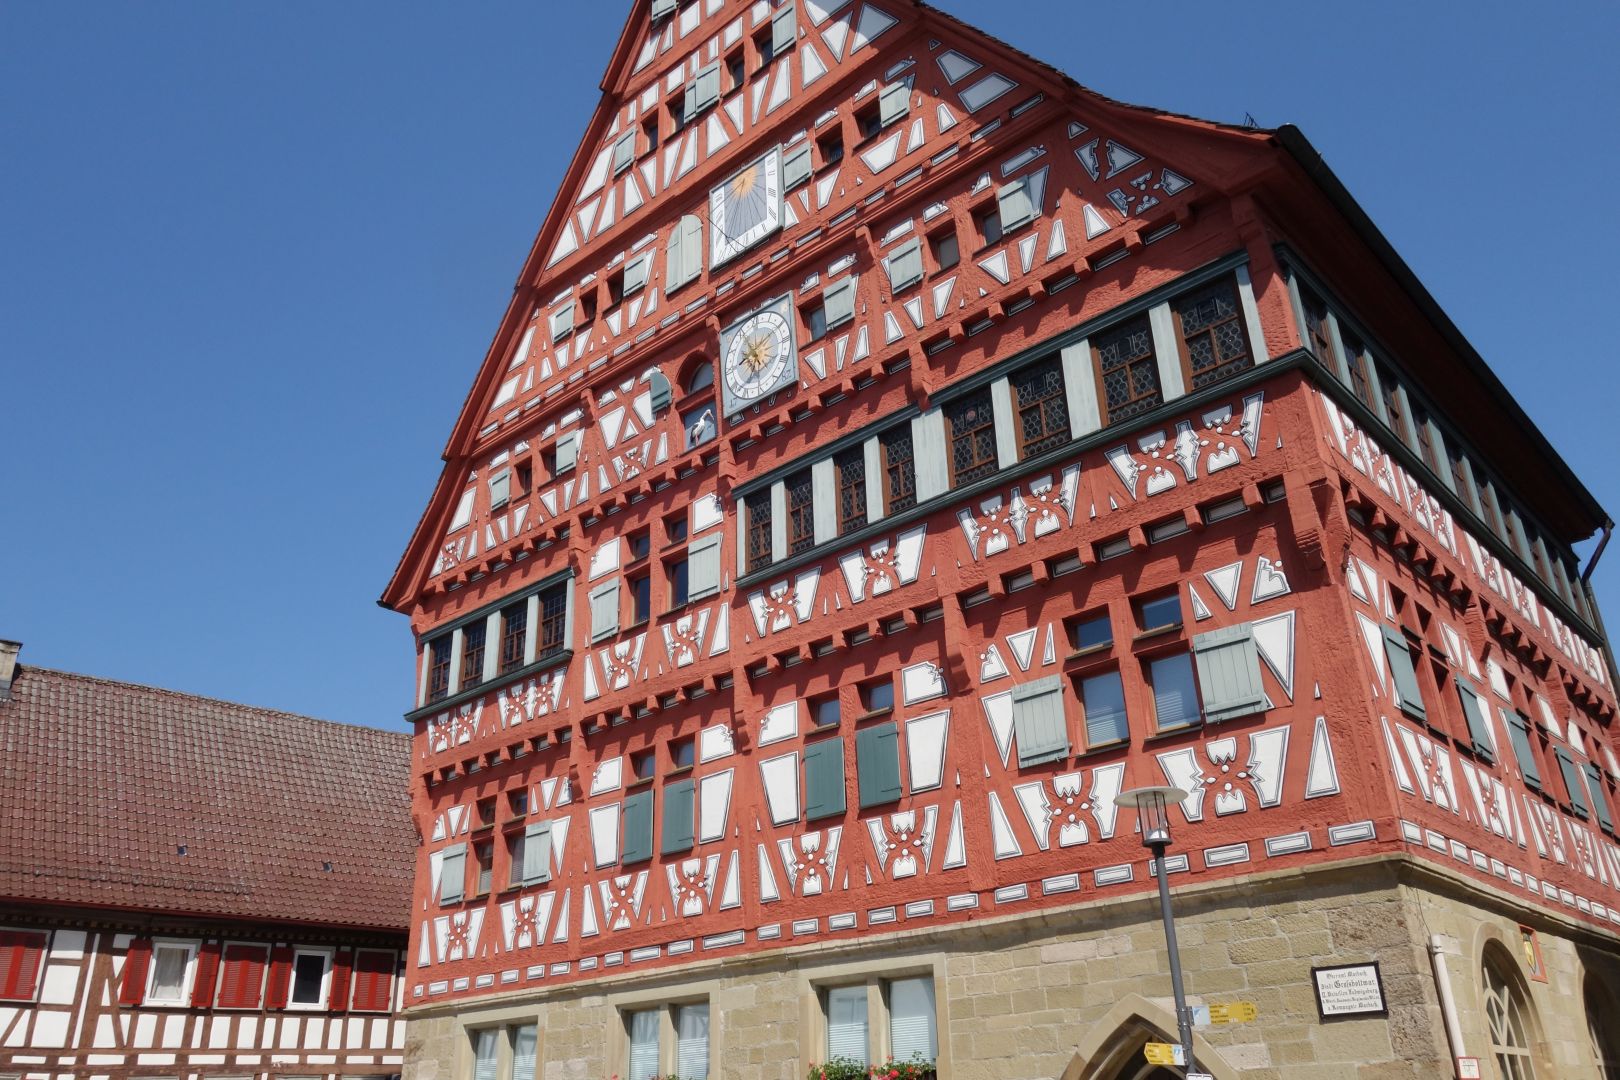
[944,388,998,488]
[834,446,868,536]
[143,938,200,1008]
[800,960,944,1072]
[1171,276,1255,392]
[1091,311,1162,425]
[879,425,917,515]
[1010,355,1070,460]
[285,947,333,1011]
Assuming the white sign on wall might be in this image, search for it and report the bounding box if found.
[1311,961,1388,1020]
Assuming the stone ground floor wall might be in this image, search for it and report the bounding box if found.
[403,854,1620,1080]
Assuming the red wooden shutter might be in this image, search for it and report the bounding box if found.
[217,944,269,1009]
[351,949,394,1012]
[327,948,353,1012]
[190,941,222,1008]
[0,930,49,1001]
[119,937,152,1006]
[264,945,294,1010]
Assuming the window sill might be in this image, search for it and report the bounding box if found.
[856,707,894,724]
[624,618,650,634]
[498,884,523,896]
[1143,722,1204,745]
[469,823,495,836]
[627,775,655,790]
[1076,738,1130,759]
[665,764,694,779]
[1064,643,1114,668]
[1132,624,1183,644]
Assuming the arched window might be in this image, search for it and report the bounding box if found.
[1588,978,1620,1079]
[1483,949,1538,1080]
[683,359,714,395]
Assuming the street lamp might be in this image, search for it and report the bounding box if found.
[1115,785,1195,1075]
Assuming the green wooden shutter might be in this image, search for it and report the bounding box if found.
[878,82,910,127]
[687,532,723,600]
[521,822,552,884]
[550,301,575,342]
[1583,763,1614,833]
[1453,679,1494,761]
[1013,675,1069,768]
[1382,627,1427,722]
[804,739,846,821]
[554,431,578,473]
[782,143,812,190]
[823,276,855,329]
[1192,623,1266,723]
[589,581,620,642]
[997,178,1036,232]
[612,129,637,175]
[885,237,923,293]
[621,790,654,863]
[688,64,720,116]
[682,214,704,287]
[1554,748,1591,819]
[661,778,696,855]
[771,4,797,55]
[438,844,465,904]
[488,470,511,510]
[1502,710,1542,790]
[648,370,672,413]
[856,721,902,809]
[651,0,677,18]
[624,253,650,295]
[667,221,689,291]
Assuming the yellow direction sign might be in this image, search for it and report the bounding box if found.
[1144,1043,1185,1066]
[1210,1001,1259,1024]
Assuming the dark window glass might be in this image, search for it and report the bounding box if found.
[726,52,745,89]
[1343,331,1376,410]
[473,842,493,895]
[1138,594,1183,632]
[669,557,690,609]
[1012,356,1069,458]
[461,622,486,689]
[666,513,689,544]
[1072,614,1112,652]
[643,118,659,154]
[817,130,843,167]
[880,426,916,514]
[861,680,894,714]
[630,574,651,624]
[428,636,452,702]
[976,206,1003,246]
[813,695,840,728]
[1377,362,1411,444]
[746,490,773,574]
[290,954,326,1005]
[684,361,714,394]
[672,737,696,769]
[1149,653,1201,730]
[931,229,959,271]
[628,531,651,561]
[538,583,568,657]
[835,447,867,535]
[856,106,881,139]
[1300,285,1335,362]
[1174,279,1253,390]
[500,602,527,673]
[946,389,998,486]
[1080,671,1129,746]
[1413,403,1440,472]
[787,469,815,555]
[1094,314,1161,423]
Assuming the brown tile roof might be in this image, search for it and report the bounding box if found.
[0,665,414,931]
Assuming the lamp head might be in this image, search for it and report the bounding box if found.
[1114,786,1190,848]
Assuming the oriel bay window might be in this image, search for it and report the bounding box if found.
[946,388,997,486]
[1093,313,1162,424]
[1173,278,1252,389]
[1012,355,1069,458]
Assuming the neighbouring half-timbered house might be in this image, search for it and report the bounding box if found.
[0,642,415,1080]
[380,2,1620,1077]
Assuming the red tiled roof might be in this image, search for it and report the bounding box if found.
[0,665,414,931]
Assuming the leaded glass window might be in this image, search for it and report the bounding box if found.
[461,622,486,689]
[946,389,998,486]
[1343,331,1376,410]
[1484,954,1538,1080]
[880,426,916,514]
[786,469,814,555]
[500,602,527,673]
[746,489,773,574]
[1013,356,1069,458]
[1174,279,1252,390]
[1094,314,1161,423]
[428,636,452,702]
[538,583,568,657]
[835,447,867,535]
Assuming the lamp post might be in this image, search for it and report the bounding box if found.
[1115,785,1195,1075]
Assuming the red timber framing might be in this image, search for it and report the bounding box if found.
[380,0,1620,1012]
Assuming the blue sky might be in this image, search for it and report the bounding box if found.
[3,1,1616,730]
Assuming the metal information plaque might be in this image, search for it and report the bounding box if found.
[1311,961,1389,1020]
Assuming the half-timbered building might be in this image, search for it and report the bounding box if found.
[380,2,1620,1077]
[0,642,415,1080]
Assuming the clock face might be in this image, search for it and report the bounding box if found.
[710,149,783,268]
[719,297,797,416]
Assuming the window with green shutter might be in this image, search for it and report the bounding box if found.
[648,369,673,414]
[783,143,812,190]
[438,844,466,905]
[1502,710,1542,790]
[1192,623,1266,723]
[554,431,578,473]
[1553,748,1591,819]
[878,82,910,127]
[521,822,552,885]
[621,790,654,863]
[823,276,855,330]
[488,470,511,510]
[686,63,721,119]
[1381,627,1426,722]
[623,253,650,296]
[804,739,846,821]
[662,778,696,855]
[771,4,797,56]
[1012,675,1069,768]
[667,214,704,293]
[590,581,620,643]
[550,301,575,342]
[612,129,637,175]
[1583,763,1614,833]
[1454,679,1494,762]
[885,237,923,293]
[996,178,1037,233]
[687,532,723,600]
[651,0,677,19]
[856,721,902,809]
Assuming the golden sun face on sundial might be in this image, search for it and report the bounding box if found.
[740,332,772,371]
[730,165,759,199]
